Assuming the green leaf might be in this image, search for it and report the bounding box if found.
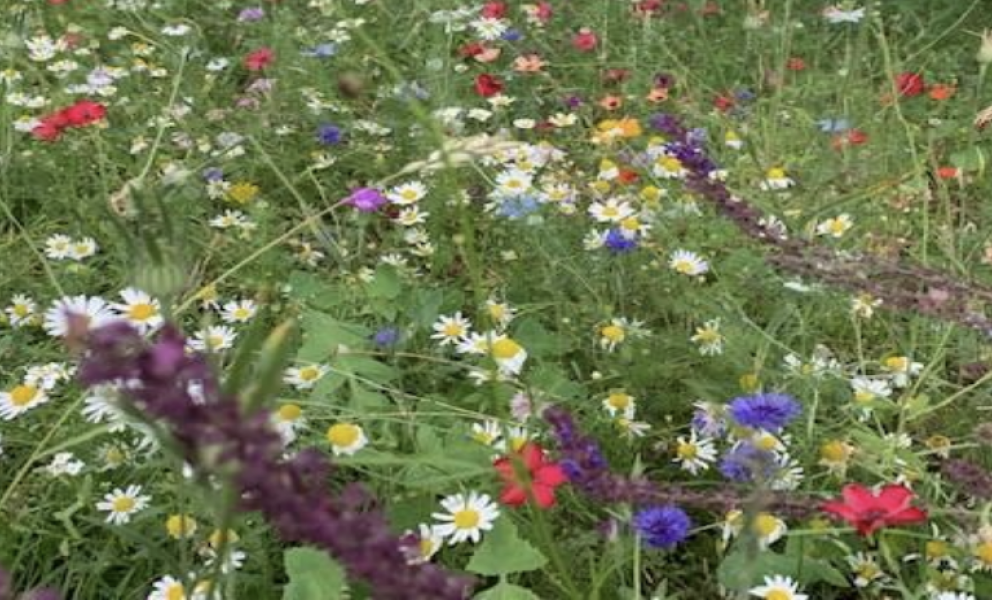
[718,546,849,591]
[466,519,547,576]
[950,146,987,174]
[282,547,346,600]
[298,311,371,362]
[365,265,402,299]
[473,583,542,600]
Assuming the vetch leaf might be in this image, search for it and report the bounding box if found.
[283,547,346,600]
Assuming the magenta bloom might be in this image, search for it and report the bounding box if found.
[346,187,387,212]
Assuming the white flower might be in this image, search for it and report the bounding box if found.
[431,312,472,346]
[488,336,527,375]
[97,484,151,525]
[387,181,428,205]
[932,593,975,600]
[82,384,129,432]
[43,295,118,338]
[673,432,717,475]
[846,552,886,588]
[455,332,491,355]
[0,383,50,420]
[68,237,99,261]
[690,319,724,356]
[588,198,634,223]
[748,574,807,600]
[602,391,635,418]
[851,293,882,318]
[5,294,37,327]
[188,325,238,352]
[220,299,258,324]
[494,169,534,198]
[724,511,788,550]
[759,168,795,191]
[816,214,853,238]
[45,452,86,476]
[326,423,368,456]
[272,403,306,445]
[669,249,709,276]
[470,17,508,41]
[823,6,865,24]
[147,575,202,600]
[432,491,500,545]
[112,288,163,333]
[44,234,73,259]
[408,523,445,564]
[485,299,515,329]
[882,356,923,388]
[24,362,72,390]
[470,420,503,446]
[283,364,330,390]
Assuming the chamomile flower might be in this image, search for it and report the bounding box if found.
[882,355,923,388]
[616,415,652,438]
[723,510,787,549]
[409,523,445,564]
[456,331,492,355]
[691,319,725,355]
[669,250,709,276]
[387,181,428,205]
[82,385,127,431]
[0,383,50,420]
[485,299,515,328]
[759,167,795,191]
[749,575,807,600]
[588,198,635,223]
[43,295,118,338]
[599,319,627,352]
[819,440,856,475]
[97,484,151,525]
[395,206,429,226]
[470,420,503,446]
[188,325,238,352]
[816,214,854,238]
[112,288,163,333]
[673,432,717,475]
[494,169,533,197]
[272,403,306,445]
[45,452,85,476]
[5,294,37,327]
[488,335,527,375]
[851,293,882,318]
[846,552,886,588]
[68,237,99,261]
[431,312,472,346]
[432,491,500,545]
[326,423,368,456]
[602,391,636,417]
[652,155,687,179]
[165,514,198,539]
[44,234,73,260]
[220,299,258,324]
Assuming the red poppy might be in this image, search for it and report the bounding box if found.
[535,1,553,24]
[474,73,503,97]
[831,128,868,150]
[244,47,274,71]
[32,120,63,142]
[936,166,961,179]
[713,94,735,112]
[64,99,106,127]
[494,443,567,508]
[822,483,927,536]
[480,1,507,19]
[633,0,664,16]
[458,42,486,58]
[572,28,598,52]
[618,168,640,185]
[895,72,925,97]
[786,57,806,71]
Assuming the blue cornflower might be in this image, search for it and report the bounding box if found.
[316,123,344,146]
[727,392,801,431]
[497,196,540,219]
[604,229,637,254]
[501,29,523,42]
[719,441,778,483]
[372,326,401,348]
[302,43,338,58]
[734,88,757,102]
[633,505,692,549]
[203,167,224,182]
[691,403,727,438]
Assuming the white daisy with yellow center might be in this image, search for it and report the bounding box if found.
[653,155,687,179]
[673,431,717,475]
[602,391,635,417]
[432,491,500,545]
[148,575,189,600]
[387,181,428,205]
[816,214,853,238]
[470,420,503,446]
[68,237,99,261]
[431,312,472,347]
[759,167,795,191]
[485,299,515,328]
[44,234,73,260]
[220,299,258,324]
[724,510,787,549]
[669,249,709,276]
[5,294,37,327]
[165,514,198,540]
[96,484,151,525]
[599,320,627,352]
[284,364,330,390]
[273,403,306,444]
[487,335,527,375]
[588,198,634,223]
[326,423,368,456]
[112,288,163,333]
[691,319,724,356]
[748,574,807,600]
[188,325,237,353]
[0,383,50,420]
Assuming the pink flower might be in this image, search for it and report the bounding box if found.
[572,28,598,52]
[244,47,275,71]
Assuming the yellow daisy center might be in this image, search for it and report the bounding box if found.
[926,540,948,559]
[278,404,302,422]
[752,514,779,538]
[754,434,779,452]
[491,338,522,359]
[884,356,908,372]
[327,424,360,447]
[419,537,436,557]
[298,367,321,381]
[659,156,682,172]
[673,260,695,274]
[854,390,875,404]
[112,496,136,513]
[677,441,698,459]
[601,324,625,343]
[452,508,480,530]
[442,323,464,337]
[12,304,30,317]
[128,303,157,321]
[232,307,251,320]
[606,393,632,411]
[600,205,619,218]
[975,541,992,565]
[166,514,196,538]
[767,168,786,180]
[165,582,185,600]
[764,589,790,600]
[820,441,848,463]
[10,385,38,407]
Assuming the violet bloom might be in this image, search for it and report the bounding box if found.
[316,123,344,146]
[238,7,265,21]
[345,187,387,213]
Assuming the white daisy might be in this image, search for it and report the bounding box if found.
[823,6,865,24]
[326,423,368,456]
[816,214,854,238]
[470,420,503,446]
[0,383,50,420]
[669,250,708,276]
[690,319,724,356]
[488,335,527,375]
[387,181,428,205]
[485,299,515,329]
[673,432,717,475]
[188,325,237,352]
[112,288,163,333]
[68,237,99,261]
[45,452,86,476]
[431,312,472,346]
[283,364,329,390]
[432,491,500,545]
[81,384,128,432]
[44,234,73,260]
[408,523,445,564]
[272,403,306,445]
[97,484,151,525]
[748,574,807,600]
[220,299,257,324]
[588,198,634,223]
[5,294,37,327]
[43,295,118,338]
[759,168,795,191]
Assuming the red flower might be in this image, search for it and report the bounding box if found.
[572,28,598,52]
[895,72,925,97]
[32,119,63,142]
[633,0,664,16]
[831,128,868,150]
[786,57,806,71]
[822,483,927,536]
[494,443,567,509]
[535,1,553,23]
[713,94,735,112]
[458,42,486,58]
[244,47,274,71]
[474,73,503,97]
[480,1,507,19]
[64,99,106,127]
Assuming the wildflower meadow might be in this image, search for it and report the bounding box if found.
[4,0,992,598]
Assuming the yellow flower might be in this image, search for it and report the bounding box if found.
[165,514,198,539]
[226,182,260,205]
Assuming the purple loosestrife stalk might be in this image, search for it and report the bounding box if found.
[543,406,816,519]
[77,322,472,600]
[652,112,992,337]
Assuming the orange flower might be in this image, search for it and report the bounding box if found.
[929,84,956,101]
[599,95,623,110]
[513,54,545,73]
[936,166,960,179]
[646,87,669,103]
